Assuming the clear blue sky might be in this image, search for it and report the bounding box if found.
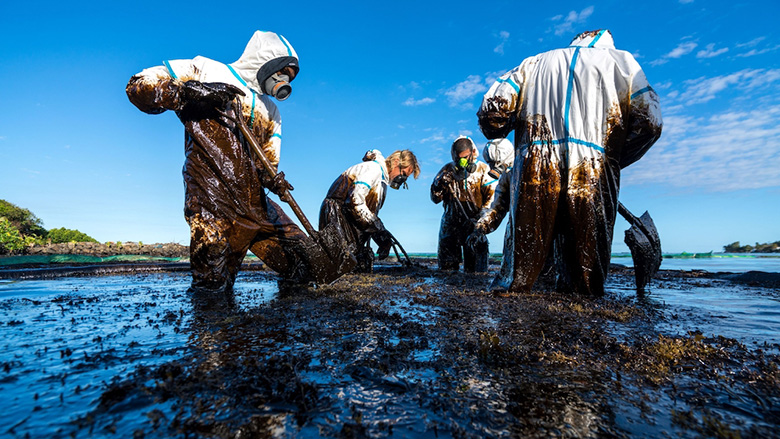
[1,1,778,254]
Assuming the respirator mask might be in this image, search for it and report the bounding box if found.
[263,72,292,101]
[390,174,408,190]
[457,156,477,173]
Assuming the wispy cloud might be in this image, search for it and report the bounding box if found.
[736,43,780,58]
[551,6,594,37]
[445,75,488,109]
[624,105,780,191]
[494,30,510,55]
[678,0,694,4]
[419,132,446,144]
[403,97,435,107]
[736,37,765,48]
[674,68,780,105]
[696,43,728,58]
[651,40,698,66]
[667,41,698,58]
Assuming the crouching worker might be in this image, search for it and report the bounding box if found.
[320,150,420,272]
[431,137,497,273]
[127,30,354,293]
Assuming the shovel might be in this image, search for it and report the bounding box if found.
[617,202,662,294]
[224,102,356,284]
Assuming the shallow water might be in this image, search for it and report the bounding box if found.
[612,252,780,273]
[0,266,778,438]
[0,272,278,438]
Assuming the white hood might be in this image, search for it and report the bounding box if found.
[229,31,299,93]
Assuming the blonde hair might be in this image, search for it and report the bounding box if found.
[386,150,421,179]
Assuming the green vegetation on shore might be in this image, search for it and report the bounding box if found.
[0,199,97,254]
[724,241,780,253]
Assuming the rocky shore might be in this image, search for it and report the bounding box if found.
[23,241,189,258]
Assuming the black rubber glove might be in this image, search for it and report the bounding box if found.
[178,81,245,114]
[373,229,394,260]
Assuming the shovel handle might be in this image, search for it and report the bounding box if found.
[617,202,638,226]
[226,103,317,237]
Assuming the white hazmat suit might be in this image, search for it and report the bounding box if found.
[127,31,351,292]
[477,29,662,295]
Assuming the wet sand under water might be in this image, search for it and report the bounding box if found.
[0,262,778,438]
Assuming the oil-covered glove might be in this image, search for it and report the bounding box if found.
[178,80,245,114]
[263,171,294,201]
[466,226,487,251]
[373,229,394,260]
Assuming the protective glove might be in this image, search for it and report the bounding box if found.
[263,171,294,201]
[372,229,394,260]
[466,226,487,251]
[178,81,245,114]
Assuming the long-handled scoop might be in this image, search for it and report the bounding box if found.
[618,202,662,294]
[224,102,356,283]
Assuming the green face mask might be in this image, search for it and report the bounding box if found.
[458,157,470,169]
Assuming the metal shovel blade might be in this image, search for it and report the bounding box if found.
[302,220,358,285]
[621,209,662,293]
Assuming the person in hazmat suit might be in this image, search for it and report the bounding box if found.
[319,149,420,273]
[476,29,662,296]
[430,136,497,272]
[466,138,515,278]
[127,30,349,293]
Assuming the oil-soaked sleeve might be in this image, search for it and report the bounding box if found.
[477,66,523,139]
[347,166,381,230]
[620,67,663,169]
[266,102,282,169]
[480,173,498,211]
[430,165,451,205]
[475,172,510,234]
[126,62,194,115]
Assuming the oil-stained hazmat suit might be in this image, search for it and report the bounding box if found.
[431,137,497,272]
[127,31,333,292]
[469,138,515,280]
[319,150,394,273]
[477,29,662,296]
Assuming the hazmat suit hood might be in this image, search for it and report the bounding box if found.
[569,29,614,49]
[229,31,299,94]
[450,136,478,163]
[482,138,514,174]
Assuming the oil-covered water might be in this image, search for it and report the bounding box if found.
[0,265,778,438]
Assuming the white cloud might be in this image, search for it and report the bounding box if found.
[736,37,765,48]
[696,43,728,58]
[445,75,488,108]
[667,41,698,58]
[494,30,510,55]
[551,6,594,37]
[675,68,780,105]
[623,105,780,191]
[679,0,694,4]
[403,97,435,106]
[737,44,780,58]
[420,132,446,144]
[650,40,698,66]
